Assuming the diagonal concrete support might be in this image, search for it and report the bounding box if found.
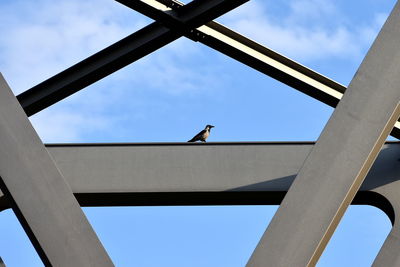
[1,142,399,264]
[0,74,113,266]
[247,2,400,266]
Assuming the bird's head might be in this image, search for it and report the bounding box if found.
[205,125,215,130]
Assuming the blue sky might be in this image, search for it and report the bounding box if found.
[0,0,397,266]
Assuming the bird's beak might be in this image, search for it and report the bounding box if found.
[210,125,215,128]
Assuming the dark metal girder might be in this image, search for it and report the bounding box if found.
[16,0,248,116]
[116,0,344,106]
[119,0,400,139]
[17,23,178,116]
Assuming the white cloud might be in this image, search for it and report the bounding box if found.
[0,0,222,96]
[29,109,107,142]
[0,0,147,93]
[220,0,387,62]
[116,38,226,95]
[0,0,223,142]
[0,0,390,142]
[0,0,151,142]
[287,0,337,22]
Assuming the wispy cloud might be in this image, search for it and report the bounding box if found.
[29,109,108,142]
[0,0,223,95]
[220,0,388,62]
[0,0,224,142]
[0,0,390,142]
[0,0,148,93]
[114,38,226,96]
[0,0,149,142]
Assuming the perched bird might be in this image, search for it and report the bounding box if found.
[188,125,215,142]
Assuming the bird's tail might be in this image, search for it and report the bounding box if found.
[188,138,195,142]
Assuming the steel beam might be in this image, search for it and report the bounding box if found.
[44,142,400,266]
[3,1,400,265]
[118,0,345,106]
[0,74,113,266]
[0,142,397,215]
[16,0,248,116]
[14,0,400,138]
[1,142,400,264]
[373,200,400,266]
[371,160,400,267]
[247,2,400,266]
[117,0,400,139]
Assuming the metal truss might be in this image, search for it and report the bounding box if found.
[17,0,249,116]
[1,0,400,266]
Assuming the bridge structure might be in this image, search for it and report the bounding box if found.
[1,0,400,266]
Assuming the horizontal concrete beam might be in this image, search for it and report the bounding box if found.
[1,142,399,266]
[1,142,398,219]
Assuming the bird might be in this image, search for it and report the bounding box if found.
[188,125,215,142]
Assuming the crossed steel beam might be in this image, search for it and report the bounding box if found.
[1,0,400,266]
[15,0,400,138]
[248,1,400,264]
[0,0,249,265]
[1,142,400,265]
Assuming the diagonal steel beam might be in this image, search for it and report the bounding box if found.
[0,74,113,266]
[1,142,400,264]
[247,1,400,266]
[118,0,400,139]
[16,0,248,116]
[15,0,400,139]
[118,0,346,107]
